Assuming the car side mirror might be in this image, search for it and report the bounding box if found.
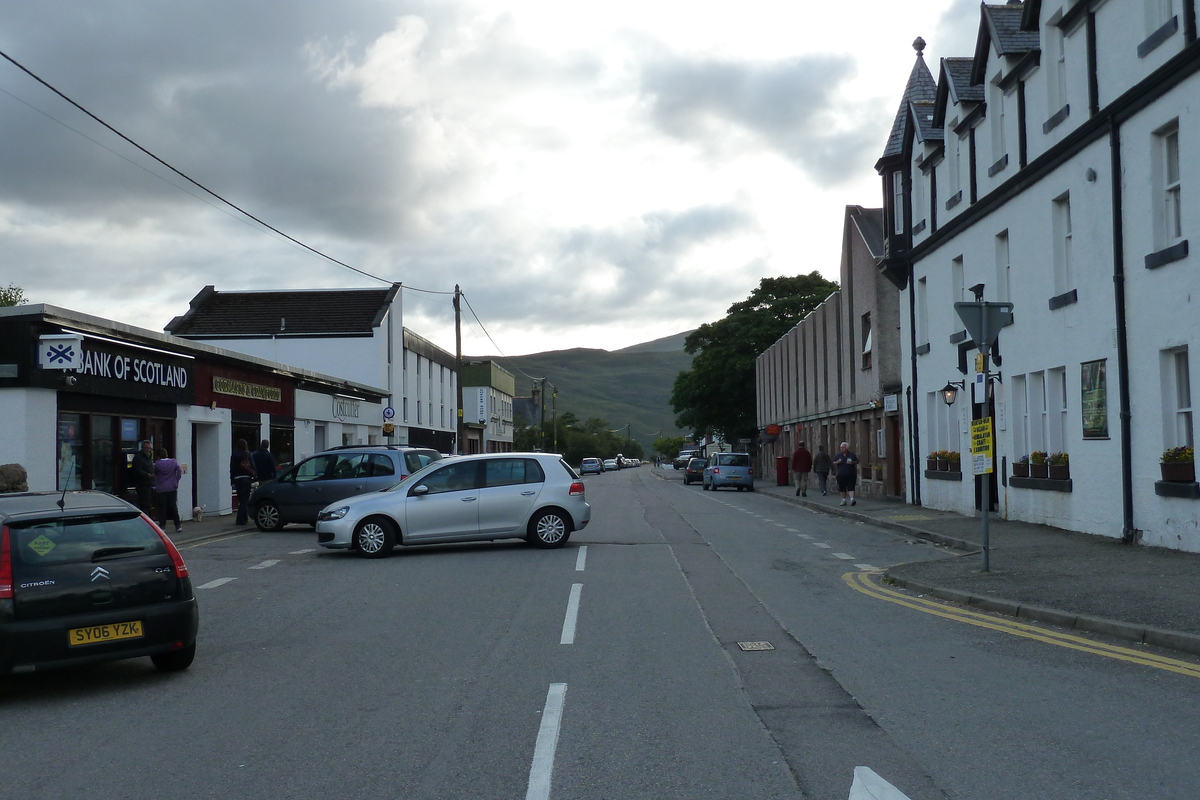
[411,484,429,497]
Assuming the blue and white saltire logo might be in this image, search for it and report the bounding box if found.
[38,334,83,371]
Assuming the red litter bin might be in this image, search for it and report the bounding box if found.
[775,456,789,486]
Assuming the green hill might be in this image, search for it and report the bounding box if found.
[478,332,694,452]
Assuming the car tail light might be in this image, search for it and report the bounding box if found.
[0,525,11,600]
[749,468,755,477]
[569,481,585,496]
[711,467,720,474]
[142,514,190,578]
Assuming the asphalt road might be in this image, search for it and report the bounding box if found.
[3,465,1199,799]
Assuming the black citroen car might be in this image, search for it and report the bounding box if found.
[0,491,199,675]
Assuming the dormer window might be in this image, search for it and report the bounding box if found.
[892,170,904,233]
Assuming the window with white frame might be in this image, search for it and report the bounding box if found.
[1156,122,1182,247]
[1029,371,1048,453]
[917,277,929,346]
[1048,367,1068,454]
[1146,0,1175,35]
[950,135,962,197]
[1052,193,1073,296]
[995,230,1011,302]
[417,399,423,426]
[926,392,939,453]
[1013,374,1028,456]
[892,170,904,233]
[912,155,926,227]
[991,80,1006,161]
[1047,22,1067,114]
[952,256,965,304]
[861,312,872,370]
[1163,347,1194,448]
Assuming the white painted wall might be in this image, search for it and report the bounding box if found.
[0,388,57,491]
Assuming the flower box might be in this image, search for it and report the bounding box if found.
[1012,462,1029,478]
[927,458,937,471]
[1160,461,1197,483]
[1048,464,1070,481]
[936,459,949,471]
[1030,464,1049,478]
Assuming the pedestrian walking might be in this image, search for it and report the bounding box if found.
[790,441,813,497]
[252,439,277,483]
[230,439,255,525]
[131,439,156,513]
[833,441,859,506]
[154,447,183,534]
[813,445,833,496]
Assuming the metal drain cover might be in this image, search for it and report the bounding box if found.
[737,641,775,651]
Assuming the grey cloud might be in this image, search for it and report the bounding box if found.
[639,53,887,183]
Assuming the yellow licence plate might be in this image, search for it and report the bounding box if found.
[69,621,144,647]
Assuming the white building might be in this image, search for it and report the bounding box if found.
[166,285,459,452]
[878,2,1200,550]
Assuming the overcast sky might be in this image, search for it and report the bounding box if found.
[1,0,980,356]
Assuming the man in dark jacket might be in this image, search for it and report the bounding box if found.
[252,439,277,483]
[790,441,813,497]
[131,440,156,512]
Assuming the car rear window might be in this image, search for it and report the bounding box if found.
[716,454,750,467]
[404,450,441,474]
[8,513,166,567]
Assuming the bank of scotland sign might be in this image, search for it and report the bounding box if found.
[38,334,83,370]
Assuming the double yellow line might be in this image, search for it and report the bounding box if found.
[843,570,1200,679]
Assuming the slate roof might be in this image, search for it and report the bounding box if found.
[850,207,885,259]
[165,284,400,337]
[934,57,984,127]
[974,3,1041,82]
[909,100,942,144]
[879,54,938,162]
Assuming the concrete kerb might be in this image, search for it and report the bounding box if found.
[753,485,1200,658]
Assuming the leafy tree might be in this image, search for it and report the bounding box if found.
[0,284,25,307]
[671,272,839,441]
[651,436,685,459]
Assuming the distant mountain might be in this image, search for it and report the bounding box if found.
[477,331,695,450]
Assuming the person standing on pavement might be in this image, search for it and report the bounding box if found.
[813,445,833,496]
[230,439,255,525]
[833,441,859,506]
[131,440,156,513]
[154,447,183,534]
[790,441,813,497]
[252,439,277,483]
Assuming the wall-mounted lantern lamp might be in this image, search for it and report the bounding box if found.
[941,380,966,405]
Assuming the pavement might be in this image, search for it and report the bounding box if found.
[741,475,1200,656]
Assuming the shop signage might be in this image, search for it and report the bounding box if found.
[883,394,899,414]
[38,334,83,370]
[333,396,361,419]
[213,376,282,403]
[74,342,190,388]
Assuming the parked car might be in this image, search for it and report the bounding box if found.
[315,453,591,558]
[683,457,707,485]
[250,445,442,531]
[703,452,755,491]
[673,450,699,469]
[580,457,603,475]
[603,458,618,471]
[0,491,198,675]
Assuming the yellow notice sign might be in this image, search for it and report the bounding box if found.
[971,418,994,474]
[28,534,56,556]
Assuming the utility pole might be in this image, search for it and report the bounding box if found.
[551,383,558,453]
[537,377,547,452]
[453,284,462,455]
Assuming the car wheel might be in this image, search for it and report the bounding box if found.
[703,481,711,490]
[254,500,285,532]
[151,643,196,672]
[747,485,755,492]
[528,509,571,548]
[354,517,396,558]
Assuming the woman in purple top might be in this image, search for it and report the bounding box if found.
[154,447,183,534]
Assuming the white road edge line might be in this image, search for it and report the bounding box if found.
[560,583,583,645]
[249,559,281,570]
[575,546,587,572]
[526,683,568,800]
[197,577,236,589]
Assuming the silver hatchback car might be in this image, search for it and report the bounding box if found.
[314,453,591,558]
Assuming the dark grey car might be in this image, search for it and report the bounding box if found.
[249,446,442,531]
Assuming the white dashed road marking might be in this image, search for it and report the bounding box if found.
[289,549,316,555]
[797,533,814,540]
[855,564,879,570]
[575,546,587,572]
[560,584,583,645]
[249,559,280,570]
[833,553,855,560]
[197,578,236,589]
[813,543,833,549]
[526,683,568,800]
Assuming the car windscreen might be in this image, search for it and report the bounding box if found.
[8,512,166,567]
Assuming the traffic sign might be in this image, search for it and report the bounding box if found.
[383,406,395,420]
[954,301,1013,351]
